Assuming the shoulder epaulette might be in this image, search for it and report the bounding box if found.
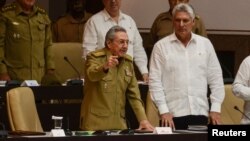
[92,50,105,57]
[195,15,200,20]
[36,6,46,14]
[1,3,15,12]
[123,54,133,62]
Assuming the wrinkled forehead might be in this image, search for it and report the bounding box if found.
[114,31,128,40]
[169,0,189,4]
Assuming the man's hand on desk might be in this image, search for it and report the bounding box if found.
[160,113,176,130]
[138,120,155,132]
[0,73,10,81]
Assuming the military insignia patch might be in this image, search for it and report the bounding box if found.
[125,66,132,76]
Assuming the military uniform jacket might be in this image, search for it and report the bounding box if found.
[0,2,54,83]
[150,11,207,44]
[52,12,92,42]
[80,48,147,130]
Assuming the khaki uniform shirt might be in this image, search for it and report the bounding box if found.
[150,11,207,44]
[0,2,54,83]
[52,12,92,43]
[80,48,147,130]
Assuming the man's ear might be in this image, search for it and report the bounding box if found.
[107,40,112,49]
[192,19,195,26]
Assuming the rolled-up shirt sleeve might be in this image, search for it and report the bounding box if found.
[233,56,250,101]
[149,44,169,114]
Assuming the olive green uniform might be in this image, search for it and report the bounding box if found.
[80,48,147,130]
[150,11,207,44]
[0,2,54,83]
[52,12,92,42]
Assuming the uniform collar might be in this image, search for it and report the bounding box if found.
[14,1,37,16]
[65,12,91,24]
[170,32,197,44]
[102,9,125,22]
[159,11,172,21]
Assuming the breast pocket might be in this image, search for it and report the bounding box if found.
[7,21,26,41]
[34,19,48,41]
[101,75,113,93]
[195,50,208,70]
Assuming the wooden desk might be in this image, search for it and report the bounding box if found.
[0,84,148,131]
[5,132,207,141]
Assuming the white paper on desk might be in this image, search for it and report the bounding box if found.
[153,127,173,134]
[0,80,6,87]
[50,129,65,137]
[21,80,39,86]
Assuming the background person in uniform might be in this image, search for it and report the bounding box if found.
[149,3,225,130]
[82,0,149,83]
[52,0,92,43]
[232,56,250,124]
[80,25,154,131]
[150,0,207,53]
[0,0,55,84]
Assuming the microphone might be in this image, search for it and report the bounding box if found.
[65,116,72,136]
[234,106,250,120]
[0,96,7,138]
[220,62,234,84]
[119,118,134,134]
[63,56,83,86]
[0,122,8,138]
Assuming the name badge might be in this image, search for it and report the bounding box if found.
[50,129,66,137]
[153,127,173,134]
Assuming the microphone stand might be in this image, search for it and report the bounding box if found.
[0,122,7,138]
[65,116,72,136]
[119,118,134,134]
[0,96,8,138]
[63,56,83,86]
[234,106,250,120]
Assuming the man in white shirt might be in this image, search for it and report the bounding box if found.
[232,56,250,124]
[82,0,149,83]
[149,3,225,130]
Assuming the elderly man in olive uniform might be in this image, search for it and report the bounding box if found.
[0,0,55,83]
[80,25,154,131]
[150,0,207,44]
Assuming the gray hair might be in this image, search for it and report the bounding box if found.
[172,3,195,20]
[105,25,127,48]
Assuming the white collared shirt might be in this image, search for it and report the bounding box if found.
[82,9,148,74]
[232,56,250,124]
[149,33,225,117]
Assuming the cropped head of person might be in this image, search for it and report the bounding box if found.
[105,26,129,58]
[172,3,195,43]
[102,0,121,16]
[168,0,189,12]
[16,0,36,11]
[67,0,86,14]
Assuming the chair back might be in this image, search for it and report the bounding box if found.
[221,84,244,124]
[52,42,85,83]
[146,84,245,125]
[145,91,160,127]
[6,87,43,132]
